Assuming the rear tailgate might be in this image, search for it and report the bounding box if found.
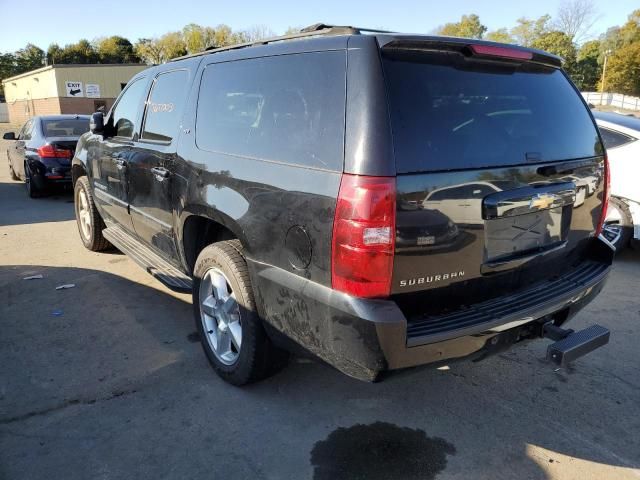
[381,41,606,318]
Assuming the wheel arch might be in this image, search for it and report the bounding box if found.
[71,134,91,186]
[72,163,87,187]
[179,207,249,275]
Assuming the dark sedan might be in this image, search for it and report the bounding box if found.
[3,115,90,197]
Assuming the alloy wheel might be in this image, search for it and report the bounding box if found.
[77,189,92,240]
[199,268,242,365]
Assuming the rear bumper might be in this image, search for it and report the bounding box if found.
[248,236,614,381]
[608,196,640,240]
[29,163,72,186]
[43,167,72,183]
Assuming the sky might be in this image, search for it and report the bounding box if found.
[0,0,637,52]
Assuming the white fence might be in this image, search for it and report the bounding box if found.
[0,103,8,123]
[582,92,640,111]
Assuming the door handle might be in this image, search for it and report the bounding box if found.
[151,166,170,181]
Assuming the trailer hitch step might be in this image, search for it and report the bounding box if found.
[543,323,610,367]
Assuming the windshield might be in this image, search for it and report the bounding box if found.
[382,50,603,173]
[42,118,90,137]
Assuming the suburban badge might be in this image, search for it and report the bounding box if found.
[399,271,465,287]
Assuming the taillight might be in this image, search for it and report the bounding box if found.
[469,44,533,61]
[331,174,396,298]
[37,144,71,159]
[595,153,610,237]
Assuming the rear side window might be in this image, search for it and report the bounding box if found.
[42,119,89,137]
[598,126,636,150]
[196,52,346,170]
[141,70,189,143]
[111,78,147,138]
[427,183,496,200]
[382,51,602,173]
[19,119,34,140]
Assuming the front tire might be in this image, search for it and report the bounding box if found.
[74,176,111,251]
[193,240,284,385]
[7,156,19,181]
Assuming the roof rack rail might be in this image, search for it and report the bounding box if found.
[169,23,395,62]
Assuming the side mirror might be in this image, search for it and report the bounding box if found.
[90,112,104,134]
[2,132,16,140]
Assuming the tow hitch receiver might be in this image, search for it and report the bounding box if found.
[543,323,610,367]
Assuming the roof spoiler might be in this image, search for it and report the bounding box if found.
[380,39,563,68]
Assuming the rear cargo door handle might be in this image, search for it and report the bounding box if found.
[151,167,170,181]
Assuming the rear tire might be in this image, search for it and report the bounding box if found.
[74,176,111,251]
[193,240,285,386]
[24,163,41,198]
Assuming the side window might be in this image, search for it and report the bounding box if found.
[467,184,497,197]
[19,120,33,140]
[196,52,346,170]
[599,127,635,150]
[111,78,148,139]
[141,70,189,143]
[427,189,448,201]
[428,187,465,201]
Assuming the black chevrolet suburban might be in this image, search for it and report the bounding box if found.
[72,25,614,385]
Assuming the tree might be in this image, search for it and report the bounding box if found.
[14,43,45,71]
[437,14,487,39]
[212,24,243,48]
[531,31,577,74]
[0,52,17,79]
[182,24,217,54]
[510,15,551,47]
[599,26,623,60]
[95,36,139,63]
[0,53,17,98]
[284,26,302,36]
[158,32,187,59]
[242,25,277,42]
[46,43,63,65]
[575,40,601,90]
[485,28,515,44]
[594,9,640,92]
[553,0,599,43]
[605,41,640,96]
[618,9,640,46]
[68,39,98,63]
[134,32,186,64]
[134,38,164,64]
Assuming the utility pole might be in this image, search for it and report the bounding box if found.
[600,50,611,93]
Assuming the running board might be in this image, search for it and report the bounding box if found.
[544,323,610,367]
[103,225,192,293]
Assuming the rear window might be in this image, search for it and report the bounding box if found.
[42,118,89,137]
[382,50,602,173]
[196,51,346,171]
[598,126,636,150]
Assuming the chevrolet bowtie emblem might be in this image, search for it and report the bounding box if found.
[529,193,558,210]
